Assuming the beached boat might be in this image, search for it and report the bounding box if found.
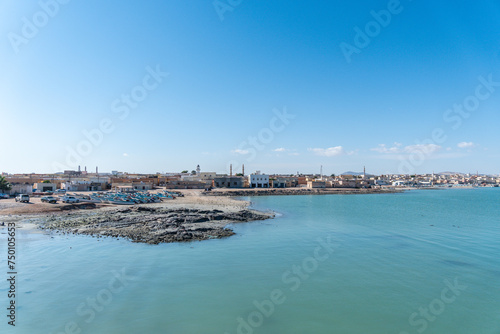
[82,190,173,205]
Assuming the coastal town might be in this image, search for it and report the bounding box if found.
[1,165,499,197]
[4,1,499,332]
[0,165,497,245]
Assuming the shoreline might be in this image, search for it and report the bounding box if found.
[203,187,402,196]
[1,186,490,244]
[0,190,273,244]
[38,205,272,244]
[0,187,398,244]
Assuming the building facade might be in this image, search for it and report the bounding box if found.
[213,177,243,188]
[33,182,57,192]
[248,172,269,188]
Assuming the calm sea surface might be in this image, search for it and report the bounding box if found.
[1,188,499,334]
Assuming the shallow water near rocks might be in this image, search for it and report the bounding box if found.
[1,188,499,333]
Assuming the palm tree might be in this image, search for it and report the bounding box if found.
[0,175,12,193]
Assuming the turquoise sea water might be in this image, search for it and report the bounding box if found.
[1,188,500,334]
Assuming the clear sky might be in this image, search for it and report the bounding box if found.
[1,0,500,175]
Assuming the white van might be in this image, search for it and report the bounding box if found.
[15,194,30,203]
[62,196,79,203]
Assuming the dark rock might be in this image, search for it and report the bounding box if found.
[40,206,272,244]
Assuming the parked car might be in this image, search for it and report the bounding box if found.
[55,189,66,194]
[15,194,30,203]
[62,196,79,203]
[41,196,59,204]
[0,193,9,199]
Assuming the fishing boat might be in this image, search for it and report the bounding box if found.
[83,190,173,205]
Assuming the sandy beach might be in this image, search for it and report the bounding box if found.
[0,189,247,216]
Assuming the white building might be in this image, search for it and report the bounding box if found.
[181,175,199,181]
[392,181,408,187]
[33,182,57,193]
[248,172,269,188]
[63,180,105,191]
[8,184,32,195]
[181,171,216,182]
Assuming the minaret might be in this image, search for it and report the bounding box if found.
[320,165,323,180]
[363,166,366,180]
[230,164,233,177]
[196,165,201,175]
[242,164,245,176]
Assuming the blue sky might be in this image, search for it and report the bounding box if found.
[1,0,500,175]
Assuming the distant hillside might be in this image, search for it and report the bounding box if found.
[437,171,461,175]
[341,171,374,176]
[436,171,483,176]
[435,172,487,176]
[341,171,361,175]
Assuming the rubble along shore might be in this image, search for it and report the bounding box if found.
[203,187,401,197]
[39,206,273,245]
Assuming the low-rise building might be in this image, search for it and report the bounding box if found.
[111,177,159,186]
[307,180,326,188]
[33,182,57,192]
[271,178,287,188]
[335,179,356,188]
[63,181,106,191]
[297,176,307,186]
[112,181,154,191]
[213,176,244,188]
[7,184,32,195]
[249,172,269,188]
[199,172,217,181]
[165,180,207,189]
[271,177,298,188]
[131,181,154,191]
[392,180,409,187]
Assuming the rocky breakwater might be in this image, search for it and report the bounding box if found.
[40,206,272,245]
[204,188,399,197]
